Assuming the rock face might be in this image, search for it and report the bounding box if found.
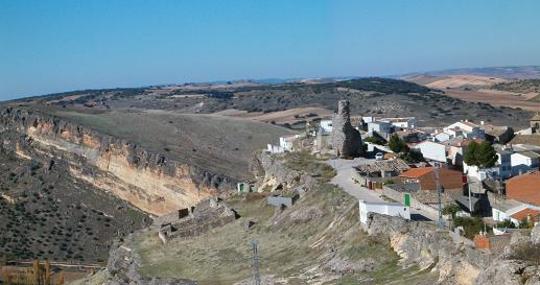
[331,100,363,158]
[251,151,315,192]
[364,213,487,285]
[103,237,197,285]
[531,223,540,244]
[365,213,540,285]
[0,107,234,216]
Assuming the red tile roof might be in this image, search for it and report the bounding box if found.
[506,171,540,206]
[400,167,434,178]
[511,208,540,221]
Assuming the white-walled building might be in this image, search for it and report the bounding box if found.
[492,201,540,227]
[367,121,393,138]
[511,151,540,176]
[319,120,333,134]
[443,121,485,140]
[267,135,298,154]
[358,200,410,225]
[385,117,416,129]
[414,141,447,163]
[463,145,513,181]
[280,136,296,152]
[434,132,451,143]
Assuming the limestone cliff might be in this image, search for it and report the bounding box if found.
[0,107,237,216]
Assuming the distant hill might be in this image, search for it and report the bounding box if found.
[401,66,540,111]
[403,66,540,80]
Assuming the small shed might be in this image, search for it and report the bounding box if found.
[358,200,410,224]
[267,194,299,208]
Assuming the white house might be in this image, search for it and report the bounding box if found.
[463,146,513,181]
[414,141,447,163]
[367,121,392,138]
[492,201,540,227]
[443,121,485,140]
[267,135,298,154]
[319,120,333,134]
[511,151,540,176]
[279,136,296,152]
[359,200,410,225]
[434,132,451,143]
[385,117,416,130]
[362,116,375,123]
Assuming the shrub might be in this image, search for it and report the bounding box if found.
[453,216,487,239]
[442,204,461,218]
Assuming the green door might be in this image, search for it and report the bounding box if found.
[404,193,411,207]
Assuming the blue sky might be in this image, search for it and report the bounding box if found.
[1,1,540,100]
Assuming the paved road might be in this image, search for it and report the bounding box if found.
[327,158,383,203]
[327,158,438,221]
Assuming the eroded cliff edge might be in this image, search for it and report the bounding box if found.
[0,107,238,216]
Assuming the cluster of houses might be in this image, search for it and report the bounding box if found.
[272,111,540,229]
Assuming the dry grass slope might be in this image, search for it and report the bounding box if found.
[52,110,295,181]
[128,154,437,284]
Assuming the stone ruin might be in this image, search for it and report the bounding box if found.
[331,100,364,158]
[157,197,239,244]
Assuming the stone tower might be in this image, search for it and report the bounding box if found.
[331,100,364,158]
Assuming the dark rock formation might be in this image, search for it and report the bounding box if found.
[331,100,364,158]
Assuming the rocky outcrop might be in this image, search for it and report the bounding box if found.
[476,227,540,285]
[365,213,540,285]
[251,151,315,192]
[102,236,197,285]
[365,213,487,285]
[531,223,540,244]
[0,107,236,216]
[331,100,363,158]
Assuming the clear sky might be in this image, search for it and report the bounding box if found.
[1,0,540,100]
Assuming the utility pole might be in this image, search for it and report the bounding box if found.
[433,163,444,229]
[250,240,261,285]
[467,180,473,215]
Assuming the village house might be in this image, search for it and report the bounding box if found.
[355,159,410,178]
[505,171,540,207]
[480,122,514,144]
[463,144,513,181]
[363,116,416,130]
[434,131,451,143]
[413,141,447,163]
[319,119,333,134]
[358,200,410,225]
[529,113,540,134]
[367,121,393,138]
[510,151,540,176]
[442,121,485,140]
[491,196,540,226]
[399,167,464,191]
[396,129,427,143]
[266,135,298,154]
